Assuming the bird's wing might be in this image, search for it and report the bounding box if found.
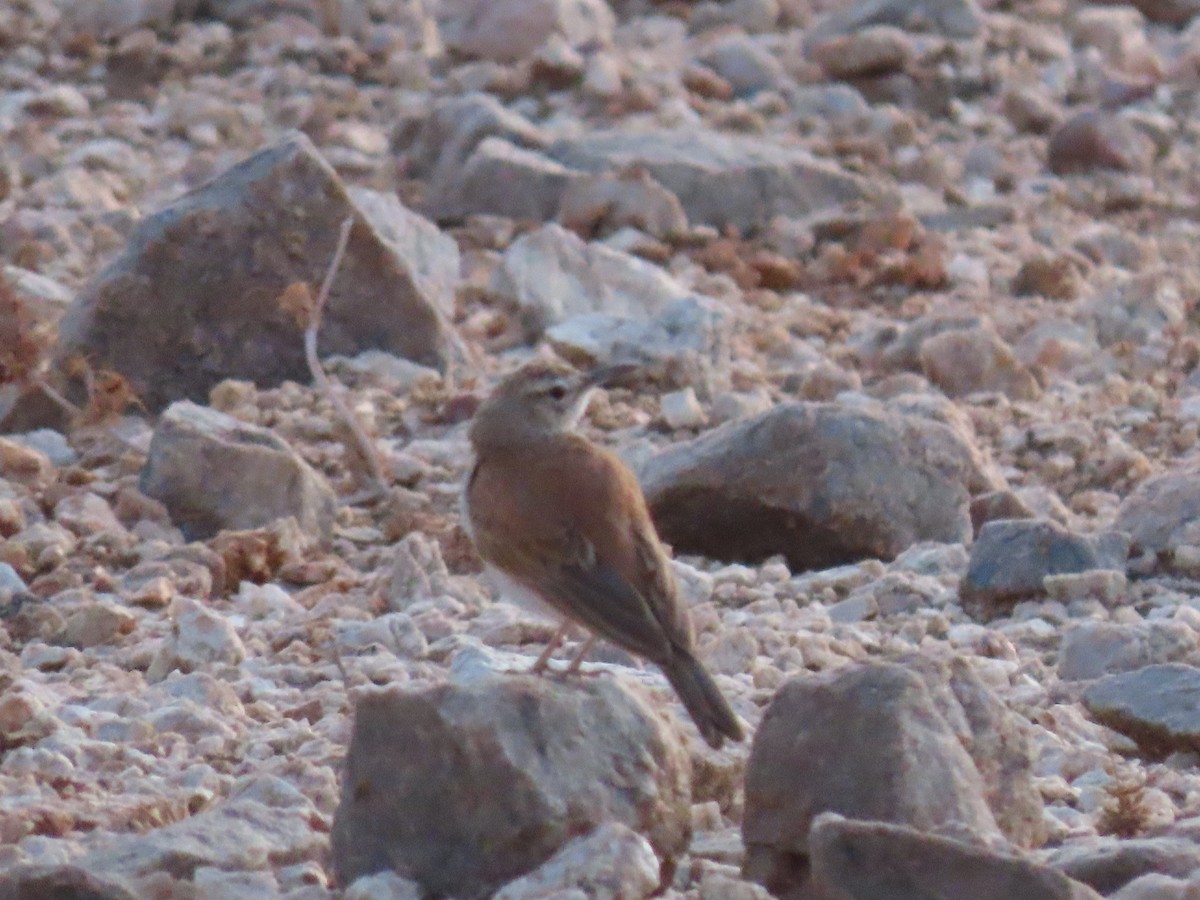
[468,436,691,663]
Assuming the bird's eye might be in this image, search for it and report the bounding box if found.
[547,384,567,401]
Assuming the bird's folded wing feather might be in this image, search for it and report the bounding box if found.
[469,437,688,662]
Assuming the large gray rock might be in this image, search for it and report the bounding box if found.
[962,519,1129,618]
[1082,664,1200,758]
[55,131,457,412]
[743,663,1002,897]
[140,401,336,542]
[549,129,870,232]
[640,402,975,571]
[807,815,1102,900]
[331,676,691,898]
[437,0,615,63]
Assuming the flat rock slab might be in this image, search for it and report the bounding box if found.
[1082,664,1200,758]
[139,400,336,542]
[640,402,975,570]
[331,676,691,899]
[962,519,1129,618]
[79,795,323,881]
[807,815,1102,900]
[549,129,871,231]
[1058,621,1196,682]
[1045,837,1200,895]
[55,131,457,412]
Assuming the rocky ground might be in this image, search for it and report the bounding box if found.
[4,0,1200,897]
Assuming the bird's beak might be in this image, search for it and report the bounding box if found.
[582,362,639,389]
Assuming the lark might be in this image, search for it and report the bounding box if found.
[463,358,743,748]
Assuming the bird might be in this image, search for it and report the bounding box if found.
[463,357,744,749]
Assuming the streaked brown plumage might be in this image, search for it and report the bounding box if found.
[464,358,743,748]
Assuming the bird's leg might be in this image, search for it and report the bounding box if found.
[565,635,597,675]
[530,622,569,674]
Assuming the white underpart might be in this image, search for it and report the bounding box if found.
[483,562,563,622]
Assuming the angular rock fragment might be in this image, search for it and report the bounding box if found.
[429,138,581,223]
[1089,273,1186,348]
[493,822,660,900]
[1046,837,1200,895]
[401,92,547,187]
[694,33,787,97]
[55,131,457,412]
[809,26,914,80]
[919,327,1040,401]
[81,792,323,880]
[490,223,689,338]
[0,437,54,490]
[971,490,1037,535]
[743,663,1002,896]
[807,815,1102,900]
[0,864,138,900]
[906,653,1047,848]
[139,401,336,542]
[1083,664,1200,758]
[640,402,975,570]
[1048,111,1156,176]
[805,0,985,45]
[1128,0,1200,24]
[550,129,870,232]
[1059,622,1196,682]
[437,0,615,64]
[1116,470,1200,572]
[149,596,246,677]
[962,519,1129,618]
[547,296,731,397]
[558,168,688,240]
[331,677,691,898]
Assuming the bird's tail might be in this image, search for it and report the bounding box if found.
[661,650,744,749]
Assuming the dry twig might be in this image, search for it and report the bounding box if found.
[1097,765,1152,838]
[284,217,390,502]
